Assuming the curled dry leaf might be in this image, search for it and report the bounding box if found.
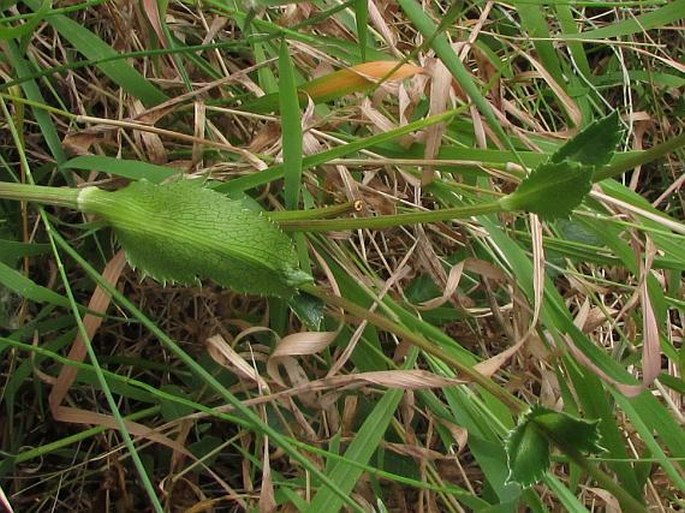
[368,1,401,57]
[302,61,424,102]
[270,331,337,359]
[303,370,464,392]
[267,331,336,388]
[561,333,643,397]
[206,334,270,393]
[142,0,168,48]
[474,335,528,378]
[464,258,508,283]
[259,437,276,513]
[585,487,622,513]
[638,238,661,389]
[439,419,469,453]
[131,100,168,164]
[383,442,445,461]
[63,131,108,156]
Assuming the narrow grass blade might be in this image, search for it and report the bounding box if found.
[355,0,369,61]
[63,155,178,183]
[515,3,564,87]
[0,239,50,265]
[563,0,685,40]
[613,392,685,491]
[306,374,408,512]
[0,0,51,40]
[0,259,70,307]
[278,39,304,210]
[216,108,459,193]
[4,41,68,171]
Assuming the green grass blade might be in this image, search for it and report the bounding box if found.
[0,0,51,40]
[0,259,70,307]
[515,4,564,87]
[306,375,409,512]
[4,40,68,172]
[355,0,369,61]
[63,155,179,183]
[613,392,685,491]
[278,39,304,210]
[0,239,50,265]
[215,108,460,193]
[563,0,685,40]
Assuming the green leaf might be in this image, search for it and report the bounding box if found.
[287,291,325,330]
[278,39,304,210]
[551,112,623,167]
[506,406,604,488]
[0,239,50,266]
[505,409,550,488]
[78,180,312,297]
[0,0,51,41]
[534,410,604,455]
[159,384,195,420]
[63,155,178,184]
[499,160,593,219]
[0,259,70,307]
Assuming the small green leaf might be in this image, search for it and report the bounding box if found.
[159,384,195,420]
[551,111,622,167]
[505,409,550,487]
[506,406,605,488]
[499,160,593,219]
[287,291,325,330]
[535,410,605,455]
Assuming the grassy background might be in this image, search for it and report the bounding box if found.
[0,0,684,511]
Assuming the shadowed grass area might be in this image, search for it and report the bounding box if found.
[0,1,683,512]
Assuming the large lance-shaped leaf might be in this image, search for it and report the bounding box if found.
[77,180,311,296]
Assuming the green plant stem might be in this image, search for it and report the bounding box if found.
[0,182,80,208]
[593,131,685,182]
[268,201,361,221]
[279,201,503,232]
